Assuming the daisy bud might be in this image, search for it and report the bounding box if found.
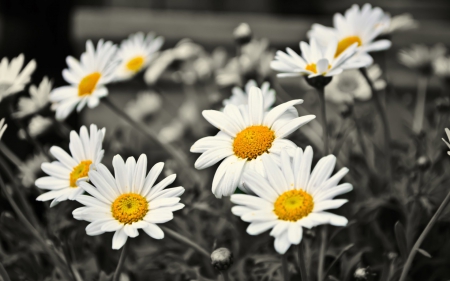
[211,247,233,271]
[233,23,252,45]
[354,267,369,280]
[416,156,430,170]
[305,76,333,89]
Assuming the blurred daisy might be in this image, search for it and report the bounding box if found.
[35,124,106,207]
[398,44,446,75]
[13,77,52,118]
[308,3,392,67]
[73,154,185,250]
[271,38,361,79]
[378,13,419,35]
[50,40,118,120]
[18,115,52,139]
[442,128,450,155]
[0,54,36,102]
[19,153,48,188]
[433,56,450,79]
[223,80,275,110]
[124,91,162,122]
[326,64,386,104]
[115,32,164,81]
[0,118,7,140]
[231,147,351,254]
[191,87,315,198]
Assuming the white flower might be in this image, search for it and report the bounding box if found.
[124,91,162,122]
[50,40,118,120]
[223,80,275,110]
[308,3,392,67]
[19,153,49,188]
[115,32,164,81]
[442,128,450,155]
[326,64,386,104]
[378,13,419,35]
[190,87,315,198]
[72,154,185,250]
[18,115,52,139]
[231,147,351,254]
[271,38,362,78]
[13,77,52,118]
[0,118,7,140]
[398,44,446,74]
[0,54,36,102]
[35,124,106,206]
[434,56,450,79]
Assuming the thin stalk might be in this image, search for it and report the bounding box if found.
[113,242,128,281]
[0,141,23,167]
[399,189,450,281]
[413,76,428,134]
[0,261,11,281]
[221,271,230,281]
[281,254,289,281]
[160,226,210,258]
[297,243,308,281]
[316,87,329,154]
[317,227,327,281]
[321,244,354,281]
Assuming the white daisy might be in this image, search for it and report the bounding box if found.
[434,56,450,79]
[399,44,446,75]
[442,128,450,155]
[18,115,52,139]
[13,77,52,118]
[231,147,351,254]
[35,124,106,206]
[378,13,419,35]
[223,80,275,111]
[190,87,315,198]
[0,54,36,102]
[308,3,392,67]
[19,153,49,188]
[271,38,362,79]
[72,154,185,250]
[115,32,164,81]
[0,118,7,140]
[50,40,118,120]
[124,90,162,122]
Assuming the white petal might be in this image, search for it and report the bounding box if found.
[112,227,128,249]
[247,220,278,235]
[142,223,164,239]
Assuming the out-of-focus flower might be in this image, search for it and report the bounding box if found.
[271,38,362,79]
[50,40,118,120]
[190,87,315,198]
[211,248,233,271]
[326,64,386,104]
[433,56,450,79]
[308,3,392,68]
[18,115,52,139]
[0,54,36,102]
[398,44,446,76]
[233,23,252,45]
[354,267,369,280]
[0,118,7,140]
[124,91,162,122]
[13,77,52,118]
[442,128,450,155]
[378,13,419,35]
[35,124,105,207]
[19,153,48,188]
[115,32,164,81]
[73,154,185,250]
[231,147,351,254]
[223,80,275,110]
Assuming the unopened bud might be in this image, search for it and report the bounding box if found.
[233,23,252,45]
[305,76,333,89]
[416,156,430,170]
[211,247,233,271]
[354,267,369,280]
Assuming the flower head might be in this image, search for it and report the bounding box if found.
[223,80,275,110]
[398,44,446,76]
[115,32,164,81]
[18,115,52,139]
[124,91,162,122]
[0,118,7,140]
[211,248,234,271]
[0,54,36,102]
[19,153,49,188]
[35,124,106,206]
[73,154,185,250]
[378,13,419,35]
[191,87,315,198]
[231,147,351,254]
[50,40,118,120]
[233,23,252,45]
[433,56,450,79]
[13,77,52,119]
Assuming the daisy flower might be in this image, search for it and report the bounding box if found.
[231,147,351,254]
[18,115,52,139]
[191,87,315,198]
[378,13,419,35]
[223,80,275,110]
[19,153,49,188]
[115,32,164,81]
[35,124,106,207]
[0,118,7,140]
[13,77,52,118]
[308,3,392,67]
[124,90,162,122]
[442,128,450,155]
[50,40,118,120]
[73,154,185,250]
[399,44,447,76]
[0,54,36,102]
[434,56,450,79]
[271,38,362,79]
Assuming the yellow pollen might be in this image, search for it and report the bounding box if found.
[126,56,145,72]
[305,63,317,73]
[69,160,92,187]
[111,193,149,224]
[274,189,314,222]
[78,72,101,97]
[233,125,275,160]
[335,36,362,58]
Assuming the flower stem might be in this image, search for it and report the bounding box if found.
[160,226,210,258]
[113,242,128,281]
[317,227,327,281]
[399,189,450,281]
[412,76,428,134]
[281,254,289,281]
[316,86,329,154]
[297,242,308,281]
[221,271,230,281]
[0,141,23,167]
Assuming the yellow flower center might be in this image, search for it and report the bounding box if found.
[335,36,362,58]
[111,193,149,224]
[274,189,314,222]
[233,125,275,160]
[69,160,92,187]
[305,63,317,73]
[126,56,145,72]
[78,72,101,97]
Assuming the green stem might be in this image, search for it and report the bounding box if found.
[413,76,428,134]
[113,242,128,281]
[297,243,308,281]
[281,254,289,281]
[317,227,327,281]
[221,271,230,281]
[399,189,450,281]
[316,87,329,154]
[160,226,210,258]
